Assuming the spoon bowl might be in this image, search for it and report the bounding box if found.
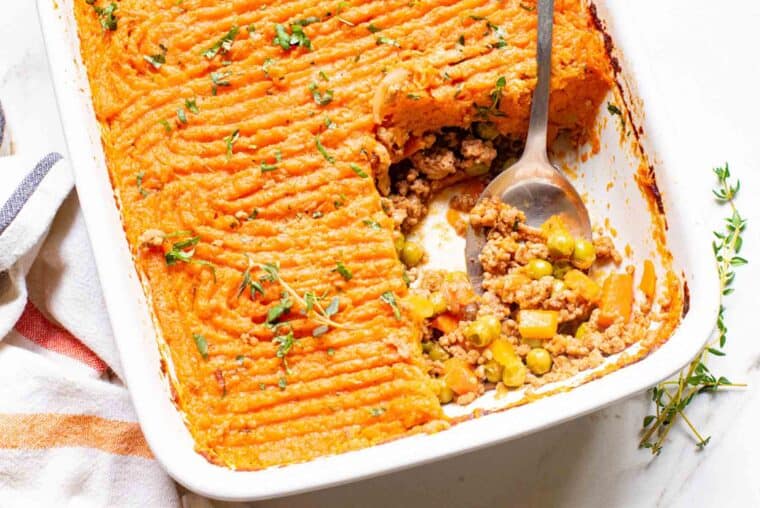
[464,0,591,292]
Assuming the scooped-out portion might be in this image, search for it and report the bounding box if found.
[391,192,677,406]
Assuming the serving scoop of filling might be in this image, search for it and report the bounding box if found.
[394,194,655,406]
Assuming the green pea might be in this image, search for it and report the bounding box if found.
[526,348,552,375]
[553,261,573,279]
[484,360,503,383]
[429,292,448,315]
[464,162,490,176]
[501,358,527,387]
[571,238,597,269]
[428,343,450,362]
[575,322,592,340]
[438,384,454,404]
[526,259,553,279]
[400,241,425,267]
[474,122,499,140]
[393,232,406,254]
[547,230,575,258]
[465,315,501,347]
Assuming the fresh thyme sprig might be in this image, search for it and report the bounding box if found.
[239,258,350,332]
[640,163,747,455]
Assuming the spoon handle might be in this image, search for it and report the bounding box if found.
[523,0,554,162]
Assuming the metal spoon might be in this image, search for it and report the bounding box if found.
[465,0,591,292]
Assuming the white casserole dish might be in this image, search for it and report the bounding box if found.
[37,0,719,501]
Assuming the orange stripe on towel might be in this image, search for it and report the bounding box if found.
[0,414,153,458]
[14,301,108,374]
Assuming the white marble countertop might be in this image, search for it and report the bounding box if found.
[2,1,758,506]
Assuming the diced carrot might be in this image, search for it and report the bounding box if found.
[540,215,570,235]
[639,260,656,299]
[403,294,435,321]
[489,338,518,366]
[517,310,559,340]
[443,358,479,395]
[599,273,634,327]
[431,313,459,334]
[564,269,602,303]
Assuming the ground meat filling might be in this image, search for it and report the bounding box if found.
[401,198,656,406]
[377,125,652,406]
[377,125,520,232]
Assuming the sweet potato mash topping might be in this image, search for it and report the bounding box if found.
[74,0,612,469]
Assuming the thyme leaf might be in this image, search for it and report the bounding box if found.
[380,291,401,320]
[203,26,239,59]
[193,333,208,360]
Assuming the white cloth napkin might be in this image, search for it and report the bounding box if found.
[0,103,181,506]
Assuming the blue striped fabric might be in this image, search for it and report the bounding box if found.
[0,100,5,150]
[0,152,63,235]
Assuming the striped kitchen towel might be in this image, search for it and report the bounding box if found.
[0,140,179,506]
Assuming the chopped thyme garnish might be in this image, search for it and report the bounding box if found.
[334,262,353,281]
[136,172,149,197]
[164,236,198,263]
[380,291,401,319]
[324,296,340,317]
[184,98,199,114]
[376,36,399,47]
[235,355,245,365]
[273,22,313,51]
[273,328,296,360]
[312,211,323,219]
[210,71,232,95]
[244,261,351,337]
[308,82,334,106]
[327,347,335,356]
[260,262,279,283]
[238,261,265,299]
[266,294,293,325]
[295,16,320,26]
[247,24,256,33]
[349,164,368,178]
[474,75,507,118]
[406,93,421,100]
[278,377,287,390]
[224,129,240,159]
[362,218,381,230]
[369,407,386,417]
[164,235,216,279]
[192,333,209,360]
[143,44,167,69]
[177,108,187,124]
[315,134,336,163]
[261,162,278,172]
[319,70,329,81]
[262,58,275,77]
[203,25,239,59]
[159,119,172,133]
[607,102,625,128]
[367,23,381,33]
[86,0,118,31]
